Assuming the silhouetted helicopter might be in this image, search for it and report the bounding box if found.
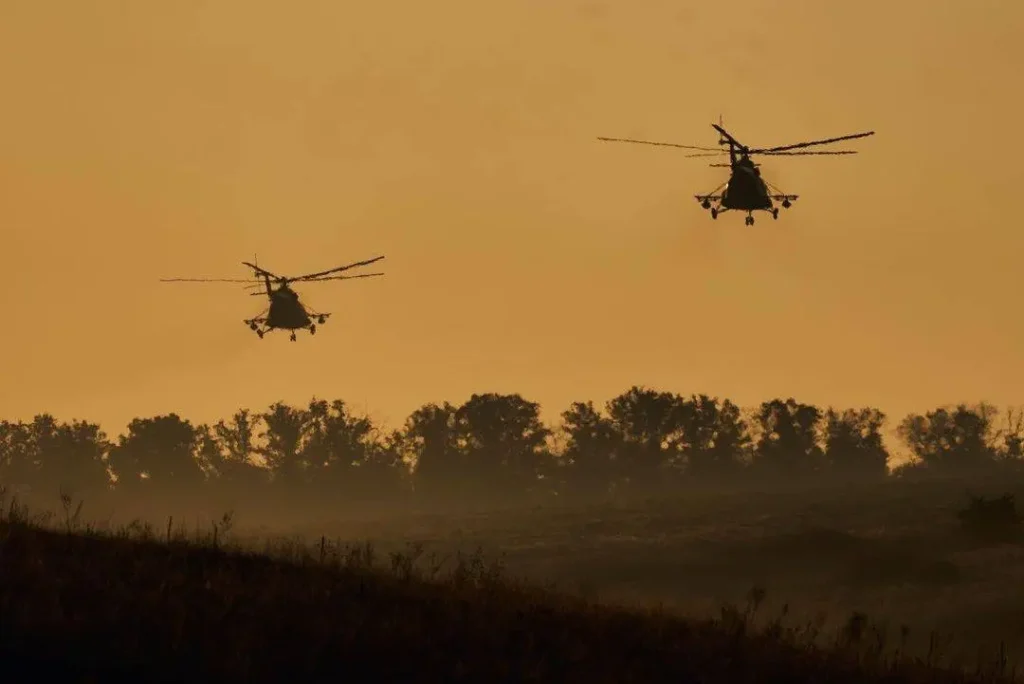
[598,120,874,225]
[160,256,385,341]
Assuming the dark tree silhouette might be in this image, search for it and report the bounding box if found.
[897,403,999,472]
[14,390,1024,514]
[558,401,621,496]
[194,425,222,476]
[678,395,750,479]
[403,402,461,498]
[0,420,32,490]
[606,386,687,489]
[993,408,1024,461]
[105,413,205,516]
[107,414,205,498]
[752,399,824,478]
[210,409,268,488]
[0,416,110,500]
[302,398,403,500]
[453,393,552,495]
[259,402,309,488]
[304,400,369,472]
[823,407,890,479]
[358,427,410,502]
[302,399,344,485]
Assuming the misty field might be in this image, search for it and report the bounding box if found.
[244,475,1024,666]
[5,482,1024,683]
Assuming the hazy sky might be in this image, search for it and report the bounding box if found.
[2,1,1022,441]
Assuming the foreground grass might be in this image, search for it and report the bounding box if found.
[0,503,1020,683]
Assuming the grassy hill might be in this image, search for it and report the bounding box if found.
[1,499,1019,684]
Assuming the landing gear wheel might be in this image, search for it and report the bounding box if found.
[745,215,755,226]
[257,330,264,339]
[710,208,718,220]
[310,324,317,335]
[290,332,297,342]
[772,208,779,220]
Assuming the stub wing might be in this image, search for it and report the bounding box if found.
[769,194,798,202]
[695,194,723,202]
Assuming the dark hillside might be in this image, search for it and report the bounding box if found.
[0,519,1015,684]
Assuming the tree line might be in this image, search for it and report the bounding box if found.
[2,388,1023,517]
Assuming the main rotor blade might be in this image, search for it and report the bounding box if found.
[241,261,282,281]
[755,150,859,156]
[301,272,385,282]
[750,131,874,154]
[596,136,721,152]
[291,255,385,282]
[159,277,254,283]
[684,152,727,158]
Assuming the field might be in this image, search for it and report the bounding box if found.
[5,476,1024,682]
[264,476,1024,663]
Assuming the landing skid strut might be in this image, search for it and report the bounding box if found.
[243,313,330,341]
[696,197,794,225]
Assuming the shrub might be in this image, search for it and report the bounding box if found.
[957,493,1022,543]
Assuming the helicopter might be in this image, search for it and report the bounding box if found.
[160,256,385,341]
[597,120,874,225]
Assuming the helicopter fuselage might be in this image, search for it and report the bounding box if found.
[696,145,795,225]
[242,271,339,340]
[265,285,312,330]
[720,154,773,211]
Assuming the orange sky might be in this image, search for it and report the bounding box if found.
[1,0,1022,442]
